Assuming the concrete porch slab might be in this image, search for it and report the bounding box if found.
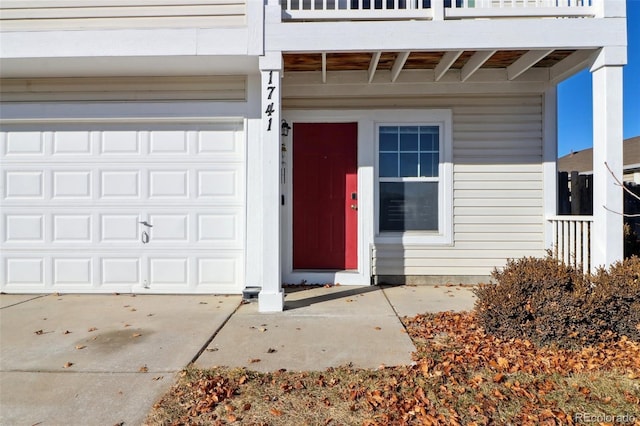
[195,286,416,372]
[382,284,477,318]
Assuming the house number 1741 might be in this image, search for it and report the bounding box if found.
[265,71,276,131]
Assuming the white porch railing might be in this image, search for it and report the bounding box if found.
[548,215,593,273]
[280,0,595,20]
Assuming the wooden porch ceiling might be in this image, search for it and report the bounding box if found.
[283,49,577,82]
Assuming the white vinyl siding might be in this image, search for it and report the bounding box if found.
[284,94,544,277]
[0,1,246,31]
[0,76,247,103]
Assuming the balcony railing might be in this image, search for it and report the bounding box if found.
[548,215,593,273]
[281,0,595,20]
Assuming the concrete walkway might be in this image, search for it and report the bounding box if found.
[0,285,475,425]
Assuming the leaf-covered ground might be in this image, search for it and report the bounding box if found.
[146,312,640,425]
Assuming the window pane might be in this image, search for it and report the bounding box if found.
[419,153,439,177]
[399,127,419,151]
[379,127,398,152]
[379,153,398,177]
[379,182,438,231]
[400,153,418,177]
[420,127,439,151]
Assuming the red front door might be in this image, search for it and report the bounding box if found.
[293,123,358,270]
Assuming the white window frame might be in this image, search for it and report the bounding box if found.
[375,111,453,246]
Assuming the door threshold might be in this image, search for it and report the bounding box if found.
[284,270,370,286]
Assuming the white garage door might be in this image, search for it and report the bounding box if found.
[1,120,245,294]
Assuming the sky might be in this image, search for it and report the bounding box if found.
[557,0,640,157]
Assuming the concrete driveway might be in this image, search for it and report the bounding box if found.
[0,293,240,426]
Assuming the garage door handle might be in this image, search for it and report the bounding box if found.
[139,221,153,228]
[141,231,150,244]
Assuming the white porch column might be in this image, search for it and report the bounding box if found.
[258,51,284,312]
[590,48,625,269]
[543,86,557,250]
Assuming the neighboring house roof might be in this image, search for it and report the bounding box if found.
[558,136,640,174]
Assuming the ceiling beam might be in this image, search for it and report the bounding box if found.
[321,52,327,83]
[391,51,410,82]
[460,50,496,82]
[368,51,381,83]
[507,49,554,80]
[434,50,463,81]
[550,49,595,84]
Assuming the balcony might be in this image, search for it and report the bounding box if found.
[280,0,596,20]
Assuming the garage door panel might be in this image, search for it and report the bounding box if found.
[53,257,93,286]
[0,122,245,294]
[197,130,243,158]
[101,214,141,243]
[53,214,92,242]
[4,257,45,287]
[52,170,92,198]
[102,258,140,285]
[149,170,189,198]
[197,212,241,246]
[4,131,45,156]
[100,170,140,198]
[4,214,45,243]
[198,257,239,286]
[197,169,242,201]
[149,257,189,286]
[100,131,140,155]
[149,130,189,154]
[53,131,93,155]
[148,214,189,242]
[4,170,45,199]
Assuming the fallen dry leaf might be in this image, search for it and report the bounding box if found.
[267,348,277,353]
[139,365,148,373]
[88,327,97,332]
[34,330,43,335]
[63,330,72,335]
[132,333,142,338]
[63,362,73,368]
[269,408,283,416]
[374,326,382,331]
[248,358,261,363]
[75,345,86,350]
[152,376,164,381]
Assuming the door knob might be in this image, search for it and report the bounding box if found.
[350,204,358,211]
